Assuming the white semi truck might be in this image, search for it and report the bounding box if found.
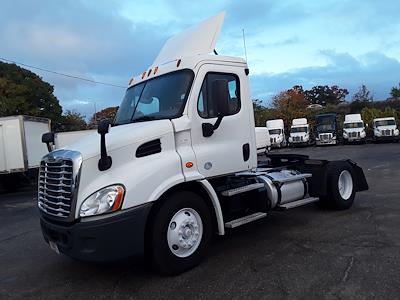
[266,119,286,148]
[38,13,368,275]
[288,118,310,146]
[343,114,366,143]
[372,117,399,142]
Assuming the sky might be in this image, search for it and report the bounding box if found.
[1,0,400,118]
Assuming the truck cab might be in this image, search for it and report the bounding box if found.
[373,117,399,141]
[315,113,338,145]
[288,118,310,146]
[343,114,366,143]
[38,12,368,275]
[266,119,286,148]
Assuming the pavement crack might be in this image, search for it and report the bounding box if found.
[341,256,354,283]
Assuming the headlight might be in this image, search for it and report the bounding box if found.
[395,129,399,136]
[343,131,348,138]
[80,185,125,217]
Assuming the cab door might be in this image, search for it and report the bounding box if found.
[189,64,254,178]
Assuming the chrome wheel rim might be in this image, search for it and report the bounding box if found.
[167,208,203,258]
[338,170,353,200]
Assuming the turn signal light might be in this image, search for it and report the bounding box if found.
[185,162,194,168]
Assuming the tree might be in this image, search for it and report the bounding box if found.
[58,110,87,132]
[271,85,309,129]
[353,84,373,102]
[88,106,118,128]
[0,62,62,127]
[390,83,400,99]
[304,85,348,106]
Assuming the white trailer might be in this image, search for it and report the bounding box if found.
[0,115,50,174]
[343,114,366,143]
[288,118,310,146]
[255,127,271,154]
[373,117,399,142]
[38,13,368,275]
[266,119,286,148]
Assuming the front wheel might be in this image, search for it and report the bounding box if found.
[149,191,212,275]
[319,162,356,210]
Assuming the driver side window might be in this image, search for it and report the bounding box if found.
[198,73,240,118]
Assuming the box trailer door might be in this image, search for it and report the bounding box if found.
[0,125,6,172]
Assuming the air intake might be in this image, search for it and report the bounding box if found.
[136,139,162,158]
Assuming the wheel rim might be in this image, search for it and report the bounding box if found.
[167,208,203,258]
[338,170,353,200]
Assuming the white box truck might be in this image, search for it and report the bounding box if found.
[266,119,286,148]
[0,116,50,190]
[54,130,97,149]
[288,118,310,146]
[38,13,368,275]
[0,115,50,174]
[255,127,271,154]
[343,114,366,143]
[372,117,399,142]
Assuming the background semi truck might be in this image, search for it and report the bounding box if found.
[266,119,286,148]
[288,118,310,146]
[343,114,366,143]
[38,12,368,275]
[315,113,338,145]
[372,117,399,142]
[0,115,50,189]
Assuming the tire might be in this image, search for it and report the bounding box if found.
[319,162,356,210]
[149,191,212,275]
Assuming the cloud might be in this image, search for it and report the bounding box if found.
[251,50,400,104]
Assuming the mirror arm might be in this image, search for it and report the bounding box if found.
[213,115,224,130]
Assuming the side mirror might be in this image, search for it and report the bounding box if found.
[212,79,230,116]
[202,79,230,137]
[98,120,112,171]
[42,132,55,152]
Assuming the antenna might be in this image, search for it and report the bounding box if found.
[242,29,248,62]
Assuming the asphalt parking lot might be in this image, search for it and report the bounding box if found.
[1,143,399,299]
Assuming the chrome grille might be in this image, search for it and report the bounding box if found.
[320,133,332,141]
[38,159,74,218]
[293,136,301,142]
[382,129,393,136]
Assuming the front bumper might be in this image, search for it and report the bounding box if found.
[40,203,152,262]
[374,135,399,141]
[316,139,337,145]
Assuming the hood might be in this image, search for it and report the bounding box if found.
[376,125,397,130]
[344,128,364,133]
[59,120,174,160]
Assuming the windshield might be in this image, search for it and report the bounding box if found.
[291,126,307,133]
[344,122,363,129]
[375,120,395,127]
[114,70,194,125]
[269,129,281,135]
[317,124,334,131]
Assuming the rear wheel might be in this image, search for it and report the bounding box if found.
[149,191,212,275]
[319,162,355,210]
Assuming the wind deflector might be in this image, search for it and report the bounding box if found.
[152,12,225,66]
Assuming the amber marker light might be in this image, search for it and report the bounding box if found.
[177,59,181,67]
[111,185,125,212]
[147,69,152,77]
[186,162,194,168]
[154,66,159,74]
[141,71,146,79]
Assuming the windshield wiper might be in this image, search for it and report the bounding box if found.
[132,116,158,123]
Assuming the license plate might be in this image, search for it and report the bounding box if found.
[49,241,60,254]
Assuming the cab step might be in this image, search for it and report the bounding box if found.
[221,183,265,197]
[277,197,319,210]
[224,212,267,228]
